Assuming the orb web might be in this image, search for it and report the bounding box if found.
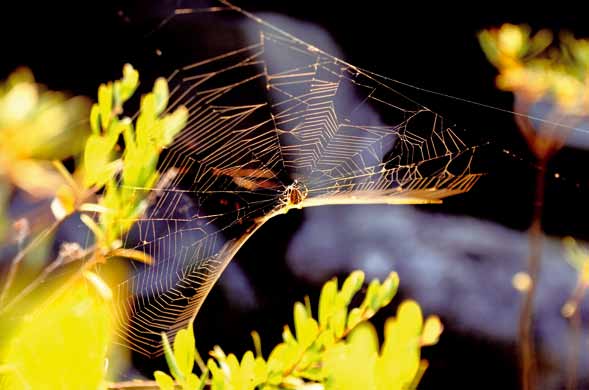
[113,2,483,357]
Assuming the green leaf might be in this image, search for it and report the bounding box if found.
[347,322,378,357]
[362,279,381,312]
[253,357,267,384]
[421,316,443,346]
[154,371,175,390]
[293,302,318,347]
[90,104,100,134]
[121,63,139,103]
[113,80,122,108]
[330,306,347,339]
[397,300,423,336]
[162,331,183,381]
[136,94,157,149]
[196,368,209,390]
[346,307,363,330]
[153,77,169,116]
[377,272,399,308]
[267,342,301,379]
[107,248,155,265]
[282,325,296,345]
[174,324,196,380]
[294,302,307,342]
[339,270,364,306]
[161,106,188,147]
[83,134,118,188]
[98,83,113,130]
[185,373,201,390]
[240,351,256,387]
[250,331,262,358]
[80,214,104,243]
[319,278,337,328]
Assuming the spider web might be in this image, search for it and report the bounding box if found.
[112,1,483,357]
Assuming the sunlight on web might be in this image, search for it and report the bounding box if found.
[113,1,483,357]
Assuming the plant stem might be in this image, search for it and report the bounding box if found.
[0,220,60,307]
[519,157,547,390]
[107,380,171,389]
[566,306,581,390]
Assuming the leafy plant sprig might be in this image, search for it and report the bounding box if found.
[50,64,187,265]
[1,65,188,390]
[81,64,187,250]
[155,270,442,390]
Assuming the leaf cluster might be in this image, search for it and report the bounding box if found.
[155,270,442,390]
[479,24,589,114]
[79,65,188,248]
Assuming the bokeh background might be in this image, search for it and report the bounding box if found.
[3,1,589,388]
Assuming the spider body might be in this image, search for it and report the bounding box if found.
[282,179,308,209]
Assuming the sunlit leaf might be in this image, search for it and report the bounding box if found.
[318,277,337,328]
[83,270,113,300]
[50,184,77,221]
[363,279,381,312]
[121,63,139,103]
[421,315,443,346]
[153,77,169,116]
[154,371,175,390]
[339,270,364,306]
[330,306,347,338]
[161,331,183,382]
[2,281,114,390]
[294,302,318,347]
[80,213,104,243]
[161,106,188,147]
[98,83,113,130]
[174,324,196,380]
[108,248,155,265]
[377,271,399,308]
[90,104,101,134]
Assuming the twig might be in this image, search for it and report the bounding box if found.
[107,380,179,389]
[0,242,95,315]
[0,220,60,307]
[566,306,581,390]
[518,157,547,390]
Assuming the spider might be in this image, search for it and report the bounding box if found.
[281,179,308,209]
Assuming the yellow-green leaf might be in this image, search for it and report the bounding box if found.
[107,248,154,265]
[294,302,308,342]
[339,270,364,306]
[319,277,337,328]
[185,373,201,389]
[330,306,347,338]
[363,279,381,312]
[2,281,114,390]
[98,83,113,130]
[162,331,183,381]
[174,324,195,380]
[377,271,399,308]
[83,134,118,188]
[153,77,169,115]
[346,307,363,330]
[421,315,443,346]
[121,64,139,103]
[80,214,104,243]
[154,371,175,390]
[90,104,101,134]
[347,321,378,358]
[161,106,188,147]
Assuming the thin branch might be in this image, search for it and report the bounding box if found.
[107,380,178,390]
[0,220,60,307]
[518,156,546,390]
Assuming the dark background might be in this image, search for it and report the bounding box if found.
[2,1,589,388]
